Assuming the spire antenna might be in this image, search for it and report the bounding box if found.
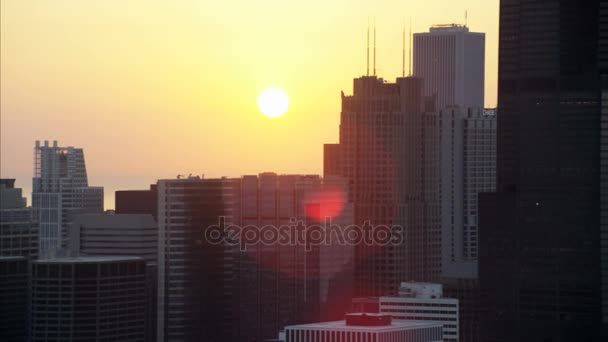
[465,10,468,27]
[402,22,405,78]
[373,16,377,77]
[367,17,370,76]
[409,17,413,76]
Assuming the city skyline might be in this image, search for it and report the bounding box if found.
[1,0,500,209]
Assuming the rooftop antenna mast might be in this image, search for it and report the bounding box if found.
[373,16,377,77]
[402,21,406,77]
[465,10,468,27]
[367,17,370,76]
[409,17,413,76]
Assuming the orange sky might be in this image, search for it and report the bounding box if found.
[0,0,499,209]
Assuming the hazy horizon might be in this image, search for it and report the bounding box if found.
[1,0,499,209]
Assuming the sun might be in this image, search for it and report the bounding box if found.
[258,87,289,118]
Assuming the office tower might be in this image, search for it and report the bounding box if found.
[32,140,103,258]
[323,144,341,176]
[29,256,146,342]
[156,176,233,342]
[0,179,38,258]
[379,282,459,342]
[69,213,158,341]
[479,1,604,341]
[442,278,480,342]
[233,173,355,341]
[115,184,158,220]
[324,76,440,296]
[0,256,28,342]
[439,108,496,278]
[281,313,443,342]
[413,25,485,111]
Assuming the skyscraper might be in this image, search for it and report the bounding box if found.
[32,140,103,258]
[69,213,158,341]
[29,256,147,342]
[156,176,234,342]
[413,25,485,111]
[438,108,496,279]
[479,1,604,341]
[232,173,354,341]
[324,76,440,296]
[0,256,28,342]
[0,179,38,259]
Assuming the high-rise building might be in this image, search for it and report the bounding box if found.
[438,108,496,279]
[0,256,28,342]
[115,184,158,220]
[280,313,443,342]
[379,282,459,342]
[413,25,485,111]
[32,140,103,258]
[479,1,604,341]
[69,213,158,341]
[29,256,147,342]
[156,176,233,342]
[232,173,355,341]
[1,179,38,258]
[324,76,440,296]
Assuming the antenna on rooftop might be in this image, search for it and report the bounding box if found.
[465,10,468,27]
[409,17,413,76]
[367,17,370,76]
[402,21,406,78]
[373,16,377,77]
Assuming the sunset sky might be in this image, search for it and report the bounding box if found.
[1,0,499,209]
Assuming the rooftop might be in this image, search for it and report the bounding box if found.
[34,256,143,264]
[284,318,440,332]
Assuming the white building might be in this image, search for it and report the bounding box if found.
[413,24,485,111]
[380,282,459,342]
[281,313,442,342]
[439,108,496,278]
[32,140,103,258]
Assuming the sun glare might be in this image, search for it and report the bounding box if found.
[258,87,289,118]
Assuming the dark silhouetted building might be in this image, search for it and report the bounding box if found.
[1,179,38,259]
[324,76,440,296]
[69,213,158,341]
[0,256,28,342]
[30,256,146,342]
[115,184,158,220]
[479,1,604,341]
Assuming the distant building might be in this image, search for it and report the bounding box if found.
[324,75,440,296]
[232,173,355,341]
[156,176,233,342]
[115,184,158,219]
[0,256,28,342]
[413,24,485,111]
[32,140,103,258]
[281,313,442,342]
[69,213,158,341]
[0,179,38,258]
[29,256,146,342]
[439,108,496,278]
[379,282,459,342]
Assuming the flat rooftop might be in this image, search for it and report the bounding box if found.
[284,319,440,332]
[34,256,143,264]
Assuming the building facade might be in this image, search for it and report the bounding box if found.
[30,256,146,342]
[479,0,604,341]
[32,140,103,258]
[325,76,440,296]
[0,256,29,342]
[413,25,485,111]
[379,282,459,342]
[69,213,158,341]
[1,179,38,258]
[282,313,442,342]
